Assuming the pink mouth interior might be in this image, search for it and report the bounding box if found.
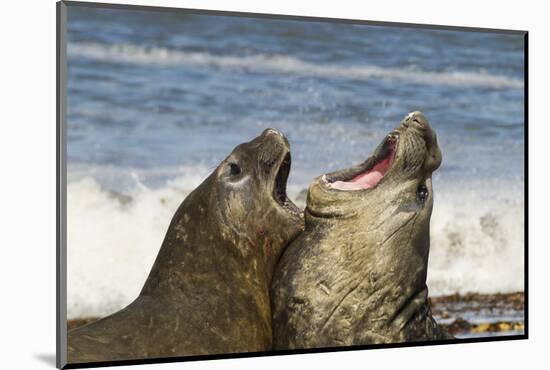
[331,143,396,191]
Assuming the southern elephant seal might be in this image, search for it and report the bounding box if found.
[271,112,452,349]
[68,129,304,363]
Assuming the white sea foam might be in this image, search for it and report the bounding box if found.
[67,167,210,319]
[68,42,524,89]
[67,169,524,318]
[428,183,525,296]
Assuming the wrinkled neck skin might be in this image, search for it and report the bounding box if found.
[272,112,449,348]
[305,179,433,343]
[142,175,276,309]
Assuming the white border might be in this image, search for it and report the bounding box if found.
[2,0,547,369]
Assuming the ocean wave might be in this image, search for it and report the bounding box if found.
[67,172,524,318]
[68,42,523,90]
[67,167,209,319]
[428,187,524,296]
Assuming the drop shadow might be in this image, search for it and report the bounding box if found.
[34,353,57,367]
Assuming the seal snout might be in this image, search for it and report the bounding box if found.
[258,128,290,167]
[402,111,429,131]
[262,128,284,137]
[400,111,441,173]
[262,127,290,149]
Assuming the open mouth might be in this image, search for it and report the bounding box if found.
[273,152,302,215]
[325,133,399,191]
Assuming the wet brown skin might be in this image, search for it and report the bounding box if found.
[67,129,304,364]
[271,112,452,350]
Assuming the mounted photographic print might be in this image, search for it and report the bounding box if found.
[56,1,527,368]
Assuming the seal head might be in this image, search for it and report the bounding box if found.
[309,110,441,218]
[271,112,450,349]
[142,128,303,293]
[68,129,304,363]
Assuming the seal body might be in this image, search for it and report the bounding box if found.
[68,129,303,363]
[271,112,452,350]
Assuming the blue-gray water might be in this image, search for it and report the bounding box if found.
[65,6,525,319]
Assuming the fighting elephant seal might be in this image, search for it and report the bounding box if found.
[271,112,452,349]
[68,129,304,363]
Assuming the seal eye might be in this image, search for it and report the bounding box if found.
[229,163,241,176]
[417,183,429,202]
